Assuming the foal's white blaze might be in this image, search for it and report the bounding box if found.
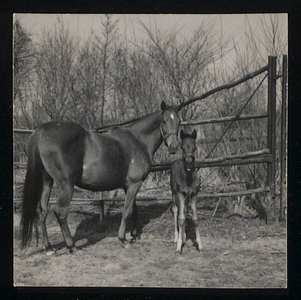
[83,164,87,170]
[170,113,174,120]
[131,159,135,163]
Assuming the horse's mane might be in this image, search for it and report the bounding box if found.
[94,104,179,134]
[93,113,156,133]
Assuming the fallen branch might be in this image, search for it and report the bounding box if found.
[159,203,173,222]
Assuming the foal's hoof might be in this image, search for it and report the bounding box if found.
[131,229,141,240]
[196,243,204,252]
[175,248,182,254]
[197,246,204,252]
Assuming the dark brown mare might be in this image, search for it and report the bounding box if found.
[21,101,180,255]
[170,129,203,253]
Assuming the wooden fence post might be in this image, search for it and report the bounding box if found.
[280,55,288,222]
[267,56,277,222]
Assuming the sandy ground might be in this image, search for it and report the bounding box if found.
[13,202,287,288]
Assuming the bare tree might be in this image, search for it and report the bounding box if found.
[13,19,38,161]
[139,20,228,122]
[35,18,79,122]
[13,19,37,128]
[95,14,120,126]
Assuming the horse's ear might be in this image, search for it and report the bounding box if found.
[161,101,167,111]
[180,130,185,140]
[192,129,197,139]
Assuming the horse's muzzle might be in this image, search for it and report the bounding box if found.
[168,141,178,154]
[184,156,195,171]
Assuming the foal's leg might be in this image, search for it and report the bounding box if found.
[36,173,54,255]
[171,194,179,243]
[131,201,138,240]
[118,181,142,242]
[176,193,186,253]
[182,203,187,244]
[191,196,203,251]
[54,182,76,253]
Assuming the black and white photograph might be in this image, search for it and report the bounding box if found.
[13,13,288,288]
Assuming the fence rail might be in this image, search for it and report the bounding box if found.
[151,149,271,171]
[13,187,270,205]
[181,113,267,126]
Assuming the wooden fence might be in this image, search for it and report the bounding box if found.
[13,56,287,222]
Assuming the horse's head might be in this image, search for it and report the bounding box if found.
[180,129,197,171]
[160,101,181,154]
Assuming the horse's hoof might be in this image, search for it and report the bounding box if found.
[132,232,141,241]
[118,237,127,246]
[45,249,56,256]
[118,236,126,243]
[69,246,78,254]
[130,236,137,244]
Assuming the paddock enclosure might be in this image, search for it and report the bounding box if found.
[13,56,287,287]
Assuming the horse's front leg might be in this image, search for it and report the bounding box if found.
[171,194,179,243]
[118,181,142,243]
[191,195,203,251]
[176,193,186,253]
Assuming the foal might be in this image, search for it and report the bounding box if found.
[170,129,203,253]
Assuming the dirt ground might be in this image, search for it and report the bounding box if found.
[13,201,287,288]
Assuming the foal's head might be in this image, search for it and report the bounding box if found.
[180,129,197,171]
[160,101,181,154]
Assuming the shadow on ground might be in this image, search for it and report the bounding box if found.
[71,202,172,248]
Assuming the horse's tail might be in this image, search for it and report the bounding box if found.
[20,132,44,248]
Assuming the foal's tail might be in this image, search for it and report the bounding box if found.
[20,132,44,248]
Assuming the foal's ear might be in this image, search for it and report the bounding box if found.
[180,130,185,140]
[192,129,197,139]
[161,101,168,111]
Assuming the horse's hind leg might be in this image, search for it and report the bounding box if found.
[191,196,203,251]
[36,173,54,255]
[54,182,76,253]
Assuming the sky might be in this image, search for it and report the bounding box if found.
[14,13,288,67]
[15,13,287,42]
